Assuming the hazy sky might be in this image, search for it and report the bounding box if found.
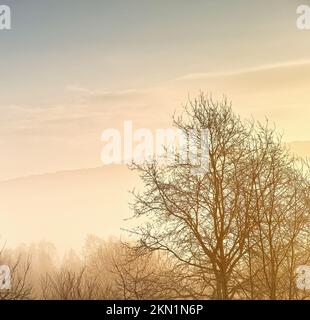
[1,0,310,180]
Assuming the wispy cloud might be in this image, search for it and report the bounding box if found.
[175,59,310,81]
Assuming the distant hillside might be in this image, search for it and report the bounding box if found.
[0,165,140,254]
[1,141,309,253]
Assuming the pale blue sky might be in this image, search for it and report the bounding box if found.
[0,0,307,103]
[0,0,310,180]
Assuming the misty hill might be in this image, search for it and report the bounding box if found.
[0,165,140,254]
[0,141,309,253]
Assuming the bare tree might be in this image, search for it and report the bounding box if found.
[130,94,310,300]
[0,246,33,300]
[40,266,112,300]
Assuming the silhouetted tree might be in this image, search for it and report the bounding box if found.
[130,94,310,299]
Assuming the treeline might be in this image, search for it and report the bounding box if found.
[0,237,191,300]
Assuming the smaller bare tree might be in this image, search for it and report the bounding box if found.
[0,246,33,300]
